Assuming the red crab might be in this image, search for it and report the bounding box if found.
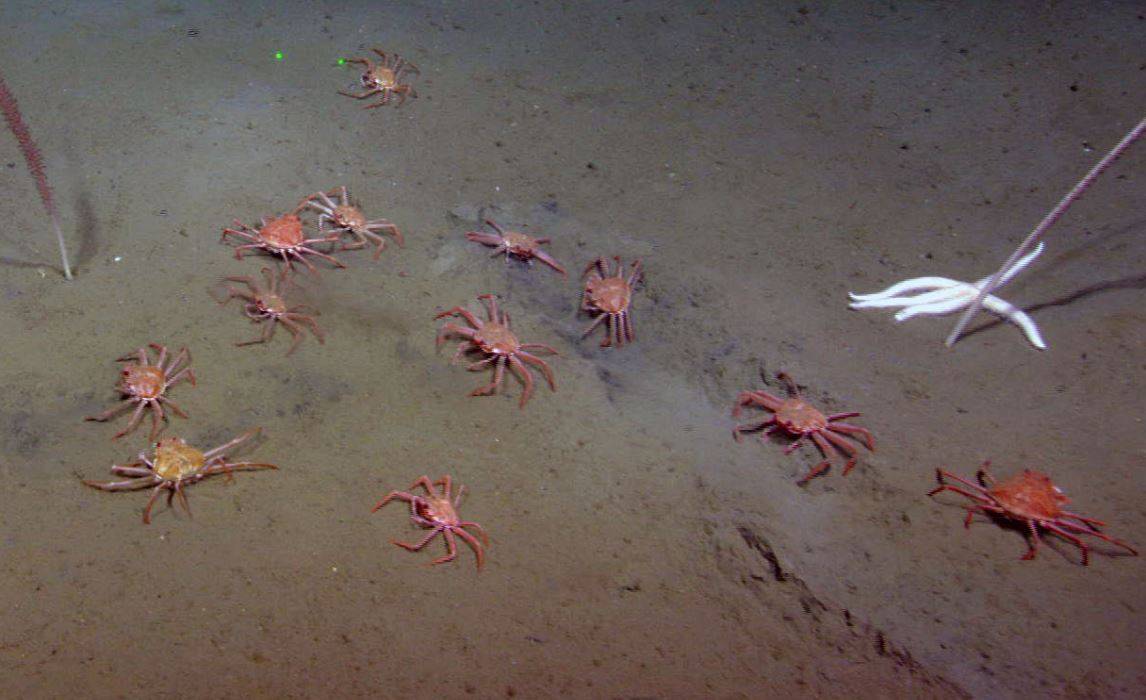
[465,219,566,276]
[372,475,489,570]
[732,372,874,485]
[85,343,196,441]
[221,197,345,274]
[435,294,558,408]
[929,464,1138,566]
[580,256,642,347]
[217,266,325,355]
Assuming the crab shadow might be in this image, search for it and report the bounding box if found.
[933,501,1137,565]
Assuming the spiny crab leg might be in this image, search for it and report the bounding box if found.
[202,428,261,460]
[434,306,484,329]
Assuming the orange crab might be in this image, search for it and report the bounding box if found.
[732,372,874,485]
[435,294,558,408]
[581,256,642,347]
[82,428,277,524]
[217,266,325,355]
[929,464,1138,566]
[372,475,490,570]
[303,186,404,259]
[465,219,566,276]
[221,197,345,274]
[339,48,420,108]
[85,343,196,441]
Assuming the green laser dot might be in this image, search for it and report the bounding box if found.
[337,58,346,66]
[274,51,284,60]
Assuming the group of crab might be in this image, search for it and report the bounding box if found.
[80,46,1137,572]
[218,185,405,354]
[81,343,276,524]
[727,371,1137,566]
[79,183,404,529]
[435,217,644,409]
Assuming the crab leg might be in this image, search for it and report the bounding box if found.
[366,91,398,109]
[146,402,165,442]
[828,423,875,450]
[283,313,325,343]
[932,469,993,497]
[783,435,808,455]
[516,352,556,391]
[83,476,156,491]
[115,347,146,365]
[409,476,438,496]
[151,344,168,369]
[339,87,383,100]
[796,461,832,486]
[507,356,535,407]
[294,245,347,269]
[371,490,411,512]
[157,396,187,419]
[167,365,195,388]
[393,526,445,552]
[819,429,860,475]
[628,261,643,285]
[465,231,504,247]
[452,527,486,570]
[366,219,403,242]
[85,399,134,422]
[202,461,277,477]
[471,356,508,397]
[459,521,490,546]
[532,249,567,276]
[236,320,276,347]
[432,530,460,566]
[277,317,309,356]
[467,357,496,371]
[581,313,608,339]
[927,483,995,507]
[1049,519,1138,556]
[114,402,148,439]
[435,306,484,329]
[731,415,777,441]
[202,429,261,461]
[109,464,153,477]
[133,485,162,523]
[174,484,192,518]
[450,340,477,363]
[436,322,477,348]
[731,390,784,416]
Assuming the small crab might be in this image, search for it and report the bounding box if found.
[732,372,874,485]
[435,294,558,408]
[217,266,325,355]
[372,475,490,570]
[465,219,566,276]
[581,256,642,347]
[221,196,345,274]
[82,428,277,524]
[85,343,196,441]
[339,48,420,108]
[303,186,404,259]
[929,464,1138,566]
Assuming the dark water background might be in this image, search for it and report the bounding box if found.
[0,2,1143,697]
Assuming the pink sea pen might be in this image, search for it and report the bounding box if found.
[0,71,72,279]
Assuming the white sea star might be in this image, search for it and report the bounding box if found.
[848,242,1046,350]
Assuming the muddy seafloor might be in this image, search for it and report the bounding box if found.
[0,1,1143,698]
